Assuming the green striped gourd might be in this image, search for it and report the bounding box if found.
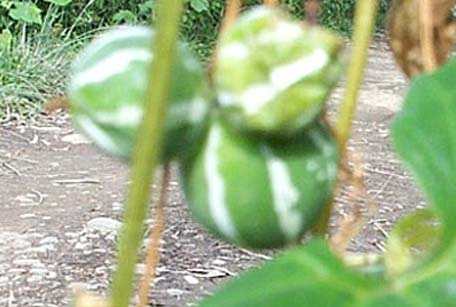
[214,6,343,136]
[184,116,339,249]
[68,26,210,160]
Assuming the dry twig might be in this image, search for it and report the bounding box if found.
[137,165,170,307]
[2,161,21,176]
[419,0,437,71]
[31,189,45,205]
[264,0,279,7]
[54,178,101,185]
[305,0,320,25]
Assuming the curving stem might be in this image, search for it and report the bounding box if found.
[314,0,379,236]
[110,1,183,306]
[336,0,379,154]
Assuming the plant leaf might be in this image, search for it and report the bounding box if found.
[384,209,442,277]
[112,10,138,24]
[44,0,72,6]
[0,29,13,52]
[139,0,155,15]
[199,239,377,307]
[9,2,42,25]
[406,273,456,306]
[199,239,456,306]
[189,0,209,13]
[392,57,456,248]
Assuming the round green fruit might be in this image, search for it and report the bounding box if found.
[68,26,210,160]
[214,6,344,135]
[183,116,339,249]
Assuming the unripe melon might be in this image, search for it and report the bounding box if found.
[214,6,343,136]
[68,26,210,161]
[183,116,339,249]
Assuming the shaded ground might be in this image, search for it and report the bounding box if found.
[0,40,424,306]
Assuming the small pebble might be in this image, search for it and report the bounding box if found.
[167,289,184,296]
[13,259,42,267]
[61,133,91,144]
[20,214,36,219]
[39,236,58,245]
[87,217,122,234]
[183,275,199,285]
[112,202,123,212]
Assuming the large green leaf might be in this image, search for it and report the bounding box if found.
[199,239,380,307]
[200,239,456,306]
[384,209,442,277]
[9,2,42,25]
[392,57,456,251]
[199,58,456,307]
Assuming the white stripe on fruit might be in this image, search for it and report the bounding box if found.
[263,146,302,241]
[222,49,329,117]
[76,115,123,156]
[95,105,143,127]
[205,124,237,239]
[81,26,151,62]
[270,48,329,91]
[73,49,152,88]
[219,43,249,60]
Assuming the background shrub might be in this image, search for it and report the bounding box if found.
[59,0,391,58]
[1,0,391,59]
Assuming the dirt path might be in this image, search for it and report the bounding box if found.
[0,40,424,306]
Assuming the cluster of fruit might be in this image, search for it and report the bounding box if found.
[68,6,344,249]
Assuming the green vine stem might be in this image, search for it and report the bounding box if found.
[336,0,380,154]
[313,0,379,236]
[110,1,183,306]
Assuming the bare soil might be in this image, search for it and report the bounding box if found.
[0,40,425,306]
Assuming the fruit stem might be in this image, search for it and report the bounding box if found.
[110,1,183,306]
[313,0,379,236]
[336,0,379,154]
[209,0,241,80]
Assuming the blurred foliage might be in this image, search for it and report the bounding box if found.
[0,0,391,60]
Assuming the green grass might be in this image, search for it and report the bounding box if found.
[0,29,101,123]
